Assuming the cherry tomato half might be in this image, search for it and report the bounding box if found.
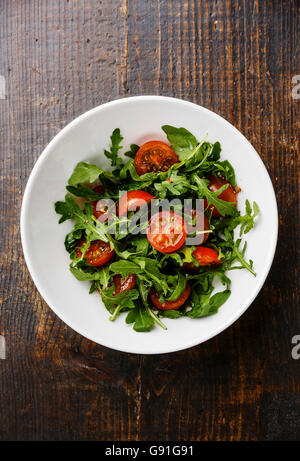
[147,211,187,253]
[76,239,114,267]
[204,174,237,217]
[113,274,136,295]
[92,199,116,223]
[150,283,191,310]
[183,246,221,271]
[90,185,106,220]
[117,190,155,217]
[193,246,221,265]
[185,209,210,245]
[134,141,179,176]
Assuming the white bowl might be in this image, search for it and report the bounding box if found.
[21,96,278,354]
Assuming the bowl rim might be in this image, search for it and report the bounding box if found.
[20,95,278,354]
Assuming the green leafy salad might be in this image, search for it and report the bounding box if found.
[55,125,259,332]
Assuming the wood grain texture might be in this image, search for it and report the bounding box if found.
[0,0,299,441]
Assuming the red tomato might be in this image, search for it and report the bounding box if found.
[117,190,155,217]
[92,199,115,222]
[183,246,221,271]
[92,185,105,195]
[204,174,237,217]
[150,283,191,310]
[147,211,187,253]
[90,185,106,220]
[76,239,114,266]
[113,274,136,295]
[134,141,179,175]
[193,246,221,265]
[185,209,210,245]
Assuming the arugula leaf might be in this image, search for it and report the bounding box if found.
[213,200,259,235]
[119,160,132,180]
[162,125,198,159]
[178,245,198,265]
[159,310,185,319]
[55,194,110,244]
[109,260,144,276]
[68,162,104,186]
[188,287,231,318]
[154,170,197,198]
[216,160,236,187]
[124,144,139,159]
[231,239,256,276]
[126,303,155,332]
[104,128,123,166]
[102,287,139,308]
[133,257,169,295]
[120,159,162,183]
[66,184,103,200]
[100,286,139,317]
[96,266,110,289]
[183,141,212,172]
[192,174,238,217]
[160,251,184,267]
[69,265,110,288]
[117,160,155,189]
[136,277,167,330]
[54,195,83,224]
[214,270,231,289]
[166,273,187,301]
[130,237,149,256]
[240,200,259,235]
[64,226,84,253]
[210,142,221,161]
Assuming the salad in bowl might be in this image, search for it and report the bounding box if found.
[55,125,259,332]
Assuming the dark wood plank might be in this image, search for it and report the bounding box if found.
[0,0,299,441]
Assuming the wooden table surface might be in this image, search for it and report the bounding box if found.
[0,0,299,441]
